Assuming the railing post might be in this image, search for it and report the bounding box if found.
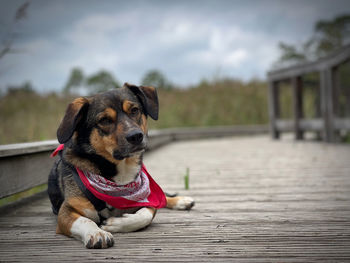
[320,68,335,142]
[314,82,322,141]
[292,76,304,140]
[333,66,340,118]
[345,72,350,118]
[332,66,341,141]
[268,81,280,139]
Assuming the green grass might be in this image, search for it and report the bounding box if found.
[0,78,269,144]
[148,78,269,129]
[0,184,47,207]
[0,90,75,144]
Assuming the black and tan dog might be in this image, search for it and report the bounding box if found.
[48,83,194,249]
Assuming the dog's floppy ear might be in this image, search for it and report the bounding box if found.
[57,97,89,143]
[125,83,159,120]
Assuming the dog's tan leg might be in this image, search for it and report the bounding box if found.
[101,207,156,233]
[57,197,114,249]
[166,196,195,210]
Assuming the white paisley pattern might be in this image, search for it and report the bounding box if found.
[82,169,150,202]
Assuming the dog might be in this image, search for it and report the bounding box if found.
[48,83,195,249]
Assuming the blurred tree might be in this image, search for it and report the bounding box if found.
[312,15,350,58]
[63,67,84,94]
[275,14,350,67]
[86,70,120,94]
[141,69,173,90]
[0,1,30,60]
[7,81,35,95]
[63,68,120,95]
[277,42,307,66]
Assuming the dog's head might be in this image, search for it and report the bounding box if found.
[57,83,158,164]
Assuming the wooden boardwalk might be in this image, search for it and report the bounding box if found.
[1,135,350,262]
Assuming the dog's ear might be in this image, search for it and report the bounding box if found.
[125,83,159,120]
[57,97,89,143]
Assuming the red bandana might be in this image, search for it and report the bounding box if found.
[51,144,166,209]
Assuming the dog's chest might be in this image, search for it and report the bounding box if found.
[112,159,141,185]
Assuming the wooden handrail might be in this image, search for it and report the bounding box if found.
[0,125,268,199]
[268,44,350,81]
[267,45,350,142]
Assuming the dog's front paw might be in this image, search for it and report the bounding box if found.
[101,216,126,233]
[70,216,115,249]
[167,196,195,210]
[83,229,114,249]
[101,207,154,233]
[174,196,195,210]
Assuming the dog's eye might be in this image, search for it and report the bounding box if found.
[99,117,113,126]
[130,107,140,116]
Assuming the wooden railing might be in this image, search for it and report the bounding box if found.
[0,125,268,200]
[267,44,350,142]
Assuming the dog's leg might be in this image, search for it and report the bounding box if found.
[101,207,156,233]
[57,197,114,249]
[166,196,195,210]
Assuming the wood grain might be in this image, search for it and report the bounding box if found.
[1,135,350,262]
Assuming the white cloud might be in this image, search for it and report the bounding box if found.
[1,0,349,91]
[224,49,248,66]
[187,48,248,68]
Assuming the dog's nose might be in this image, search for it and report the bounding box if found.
[126,130,144,145]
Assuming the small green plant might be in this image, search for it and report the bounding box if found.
[184,167,190,190]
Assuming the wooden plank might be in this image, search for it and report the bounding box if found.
[267,45,350,142]
[320,69,331,142]
[267,44,350,81]
[334,118,350,130]
[314,83,323,140]
[345,78,350,117]
[271,118,324,133]
[0,140,58,158]
[330,67,340,141]
[275,119,293,132]
[1,136,350,262]
[268,81,280,139]
[149,125,269,143]
[0,151,55,198]
[299,118,324,131]
[0,126,268,199]
[292,76,304,139]
[333,66,340,118]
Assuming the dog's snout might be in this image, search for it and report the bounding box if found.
[126,130,144,145]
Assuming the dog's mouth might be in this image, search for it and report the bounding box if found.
[112,132,148,160]
[113,147,145,160]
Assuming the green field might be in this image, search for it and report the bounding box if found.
[0,78,269,144]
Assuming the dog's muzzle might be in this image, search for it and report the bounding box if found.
[113,130,146,160]
[125,130,144,145]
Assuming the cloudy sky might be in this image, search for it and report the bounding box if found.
[1,0,349,92]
